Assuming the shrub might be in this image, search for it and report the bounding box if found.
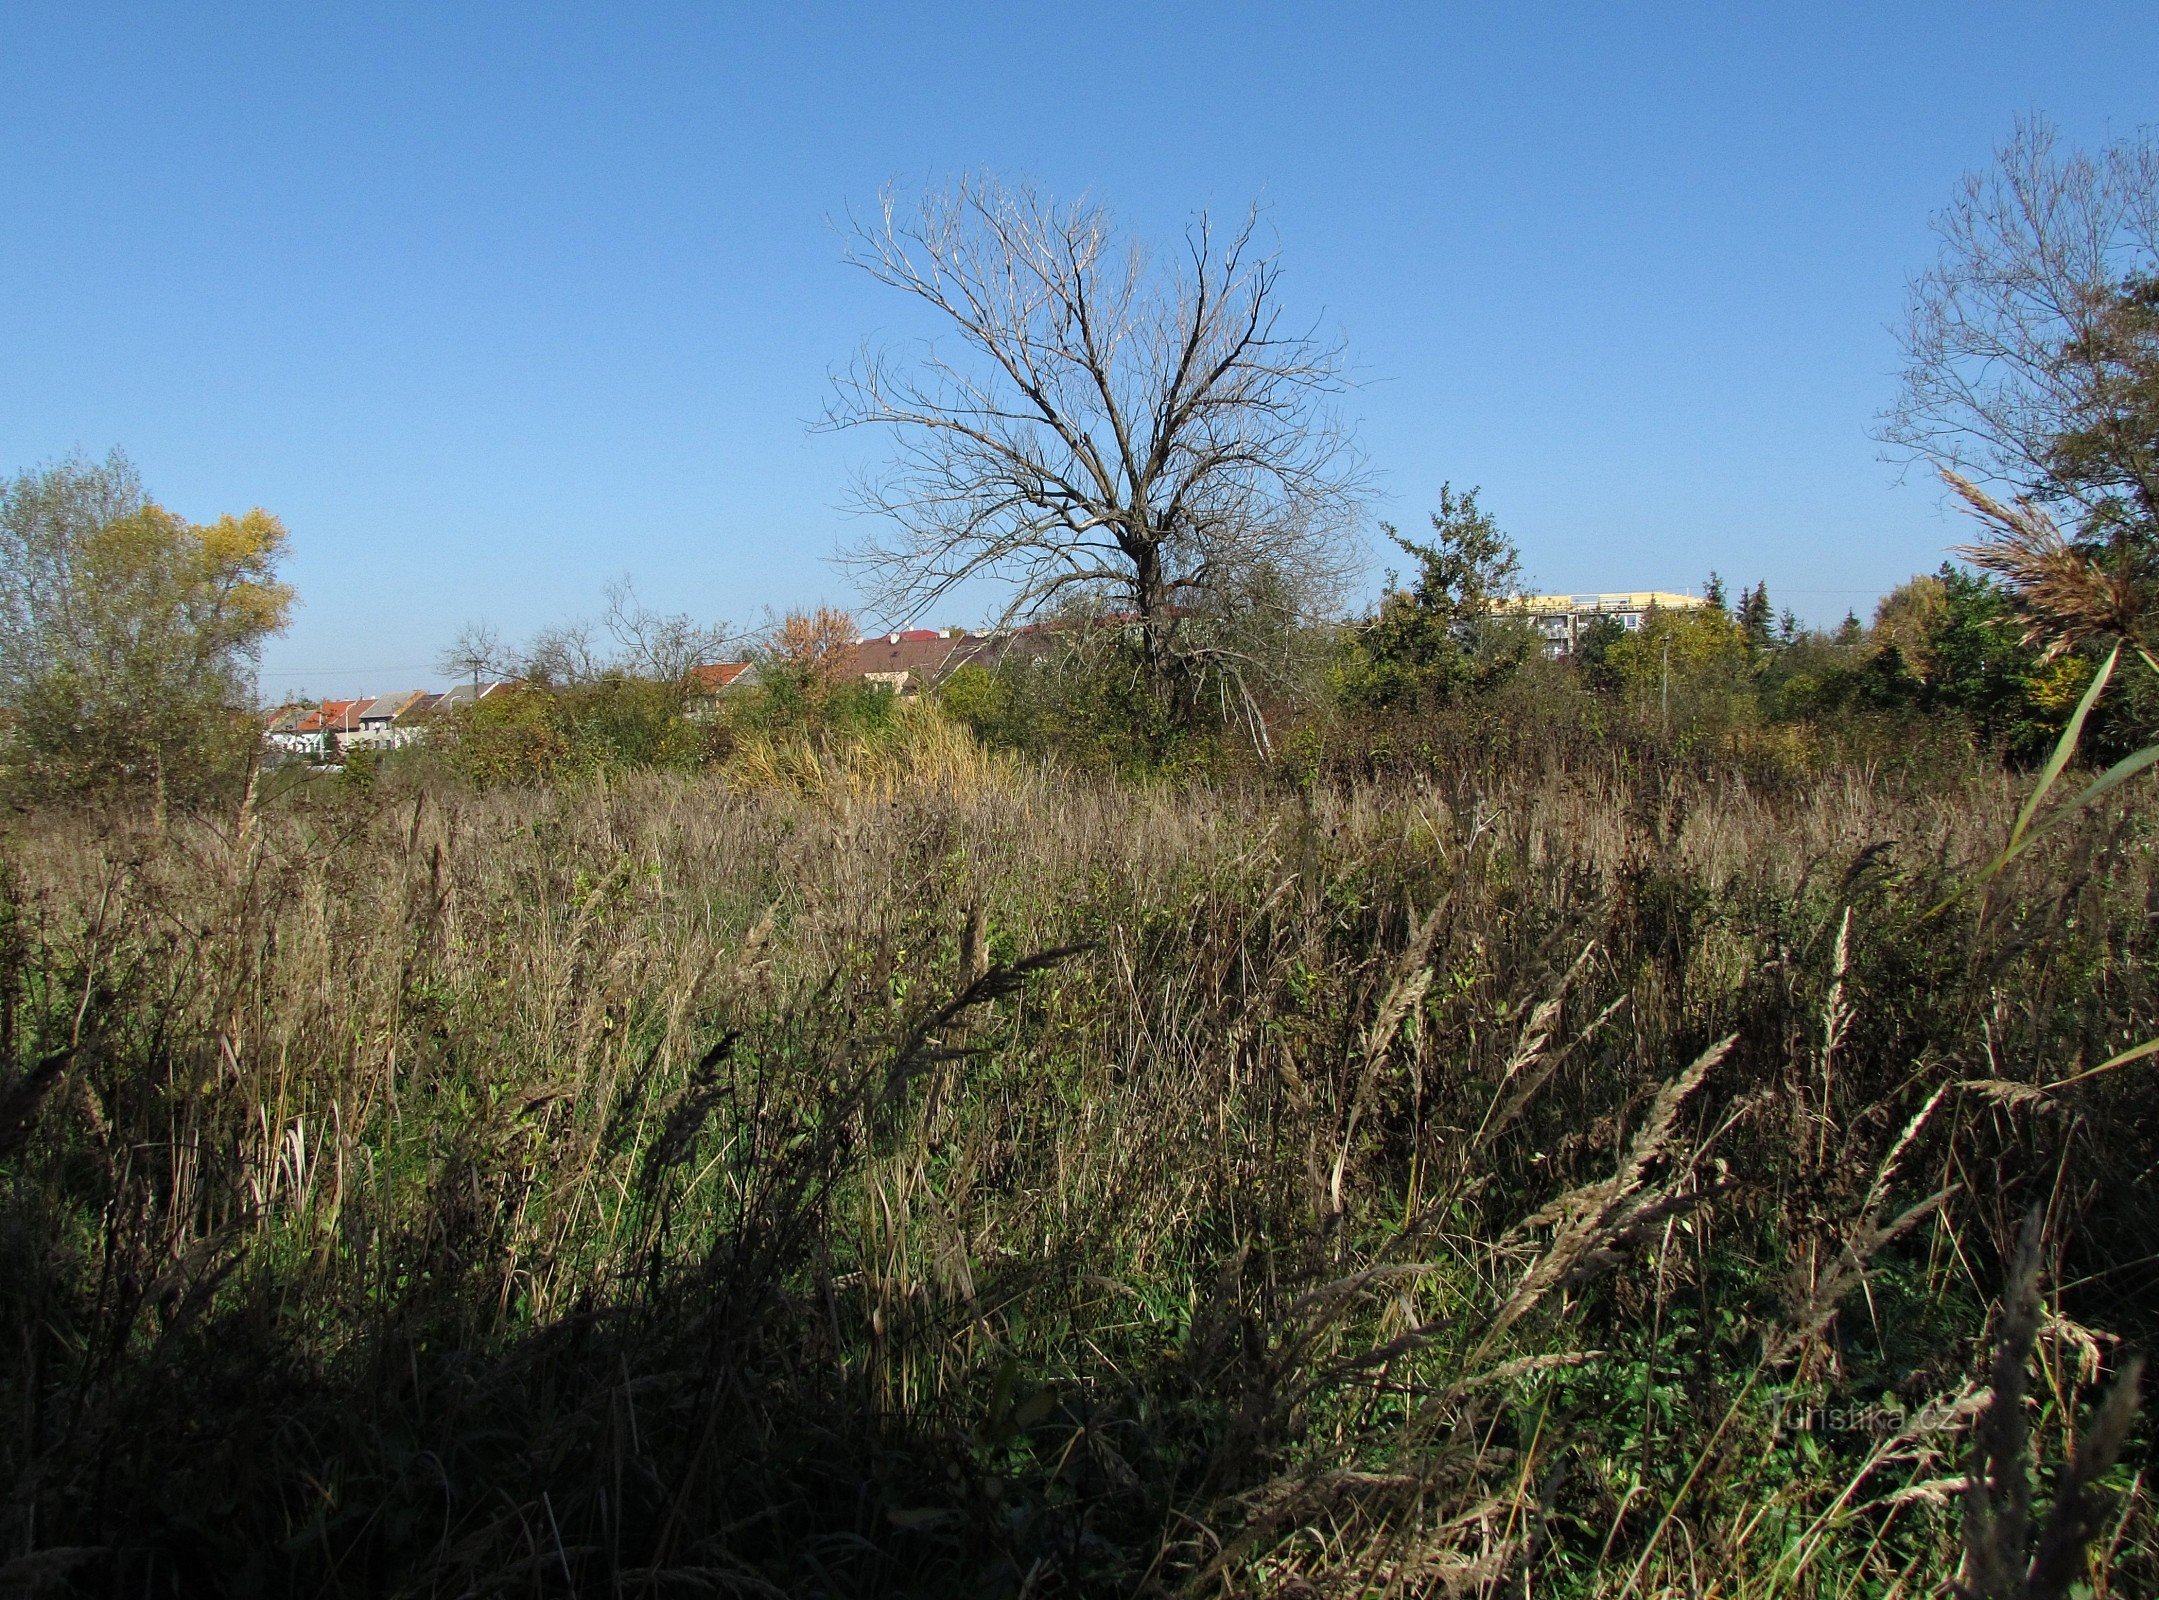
[436,677,722,786]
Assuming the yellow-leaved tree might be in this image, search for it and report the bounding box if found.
[0,450,294,802]
[1604,602,1754,736]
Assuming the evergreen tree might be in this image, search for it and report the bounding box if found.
[1335,486,1527,710]
[1736,581,1776,653]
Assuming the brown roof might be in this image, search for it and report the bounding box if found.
[360,690,427,723]
[845,630,998,687]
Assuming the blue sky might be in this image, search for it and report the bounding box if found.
[3,3,2155,697]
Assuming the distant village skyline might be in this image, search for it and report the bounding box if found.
[258,592,1738,715]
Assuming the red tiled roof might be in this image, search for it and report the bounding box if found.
[294,699,367,734]
[687,661,752,692]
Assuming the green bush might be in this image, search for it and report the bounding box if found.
[937,646,1225,777]
[436,677,723,786]
[733,669,898,742]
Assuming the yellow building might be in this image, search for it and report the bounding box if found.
[1491,591,1708,655]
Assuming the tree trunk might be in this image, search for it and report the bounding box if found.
[1131,539,1178,705]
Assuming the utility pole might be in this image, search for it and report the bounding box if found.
[1661,635,1671,736]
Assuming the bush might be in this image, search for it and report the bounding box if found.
[733,671,898,742]
[435,677,722,786]
[937,645,1228,777]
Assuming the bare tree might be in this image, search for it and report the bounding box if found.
[600,578,733,683]
[520,619,603,688]
[438,580,732,690]
[436,621,511,694]
[827,175,1365,716]
[1882,115,2159,543]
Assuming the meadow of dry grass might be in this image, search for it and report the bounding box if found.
[1,749,2154,1596]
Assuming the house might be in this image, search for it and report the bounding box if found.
[1490,592,1708,657]
[843,628,1000,694]
[687,662,757,694]
[426,681,512,715]
[294,699,367,737]
[347,691,431,750]
[263,704,318,757]
[260,685,511,765]
[686,634,1001,703]
[685,661,760,715]
[268,698,366,762]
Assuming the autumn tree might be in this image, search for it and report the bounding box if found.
[1601,602,1752,734]
[829,176,1364,732]
[760,606,858,685]
[745,606,877,732]
[0,450,293,801]
[1883,116,2159,551]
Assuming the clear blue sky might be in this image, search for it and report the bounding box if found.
[4,3,2155,697]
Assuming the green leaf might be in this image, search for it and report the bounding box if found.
[1936,644,2154,913]
[2007,642,2117,854]
[2050,1034,2159,1092]
[2059,740,2159,816]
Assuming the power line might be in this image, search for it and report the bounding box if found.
[257,664,442,677]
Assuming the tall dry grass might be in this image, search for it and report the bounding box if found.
[0,748,2153,1595]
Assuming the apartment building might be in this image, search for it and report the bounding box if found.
[1491,591,1708,656]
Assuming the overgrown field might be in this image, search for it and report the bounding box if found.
[2,752,2155,1596]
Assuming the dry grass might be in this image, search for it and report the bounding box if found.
[0,749,2153,1595]
[723,695,1031,804]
